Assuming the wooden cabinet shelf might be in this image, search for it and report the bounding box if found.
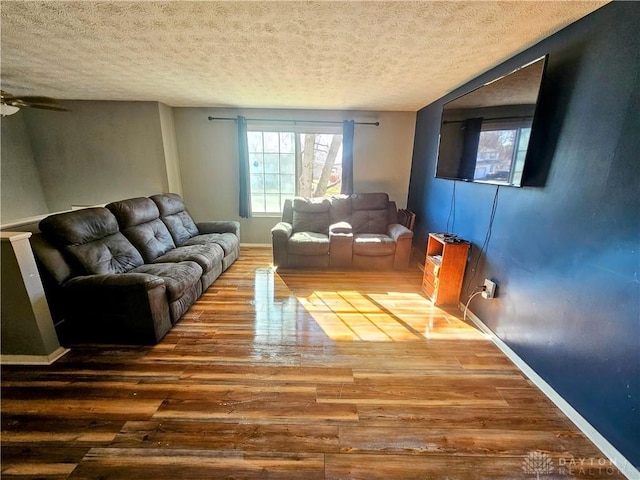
[422,233,469,306]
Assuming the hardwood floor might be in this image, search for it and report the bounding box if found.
[1,246,624,479]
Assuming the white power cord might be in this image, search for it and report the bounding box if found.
[463,287,485,322]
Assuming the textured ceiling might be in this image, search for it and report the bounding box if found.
[0,1,608,112]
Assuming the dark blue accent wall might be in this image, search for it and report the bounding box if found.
[407,3,639,467]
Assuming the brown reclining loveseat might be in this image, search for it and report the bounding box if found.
[271,193,413,270]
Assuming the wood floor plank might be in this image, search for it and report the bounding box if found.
[316,383,509,407]
[337,425,602,457]
[179,364,354,384]
[1,381,318,402]
[110,420,340,452]
[0,246,625,479]
[1,416,124,447]
[67,449,325,480]
[2,462,78,478]
[354,403,574,430]
[325,453,621,480]
[1,398,163,419]
[1,446,87,478]
[153,398,359,424]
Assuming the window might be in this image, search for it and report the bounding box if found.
[247,128,343,214]
[474,121,531,185]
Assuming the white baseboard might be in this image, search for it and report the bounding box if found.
[1,346,69,365]
[462,304,639,480]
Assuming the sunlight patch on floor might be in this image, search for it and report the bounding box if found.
[368,292,485,341]
[296,290,483,342]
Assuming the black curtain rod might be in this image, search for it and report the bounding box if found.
[207,116,379,126]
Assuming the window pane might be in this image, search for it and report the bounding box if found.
[280,154,295,173]
[264,174,280,193]
[281,174,295,194]
[250,174,264,193]
[249,153,263,173]
[265,194,281,213]
[263,132,280,153]
[326,169,342,195]
[251,195,265,212]
[264,154,280,173]
[301,133,343,198]
[247,132,263,152]
[314,134,331,163]
[280,132,295,153]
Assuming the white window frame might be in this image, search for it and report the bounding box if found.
[247,123,343,215]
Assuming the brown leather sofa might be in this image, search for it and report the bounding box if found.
[31,193,240,345]
[271,193,413,270]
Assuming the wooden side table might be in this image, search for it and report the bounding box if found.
[422,233,470,306]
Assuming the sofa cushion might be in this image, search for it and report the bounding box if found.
[151,193,200,245]
[154,243,224,274]
[67,233,145,275]
[39,208,145,275]
[107,197,159,229]
[109,202,174,261]
[40,207,119,245]
[350,193,390,234]
[106,197,177,263]
[162,212,200,245]
[132,261,202,302]
[30,234,79,285]
[151,193,186,216]
[351,193,389,210]
[351,209,389,234]
[184,232,239,256]
[353,234,396,256]
[287,232,330,255]
[124,219,177,262]
[329,195,352,223]
[292,197,331,234]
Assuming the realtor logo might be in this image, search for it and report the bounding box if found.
[522,451,554,478]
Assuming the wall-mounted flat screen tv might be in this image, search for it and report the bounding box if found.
[435,55,548,187]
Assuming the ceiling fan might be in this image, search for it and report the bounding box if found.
[1,90,69,116]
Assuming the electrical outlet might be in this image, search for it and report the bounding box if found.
[482,279,496,299]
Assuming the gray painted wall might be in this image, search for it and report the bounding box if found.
[2,102,415,245]
[22,100,170,212]
[1,111,49,222]
[173,108,416,243]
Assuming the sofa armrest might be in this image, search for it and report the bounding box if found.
[271,222,293,268]
[271,221,293,239]
[329,221,353,236]
[197,221,240,238]
[329,222,353,268]
[388,223,413,241]
[61,273,172,345]
[388,224,414,269]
